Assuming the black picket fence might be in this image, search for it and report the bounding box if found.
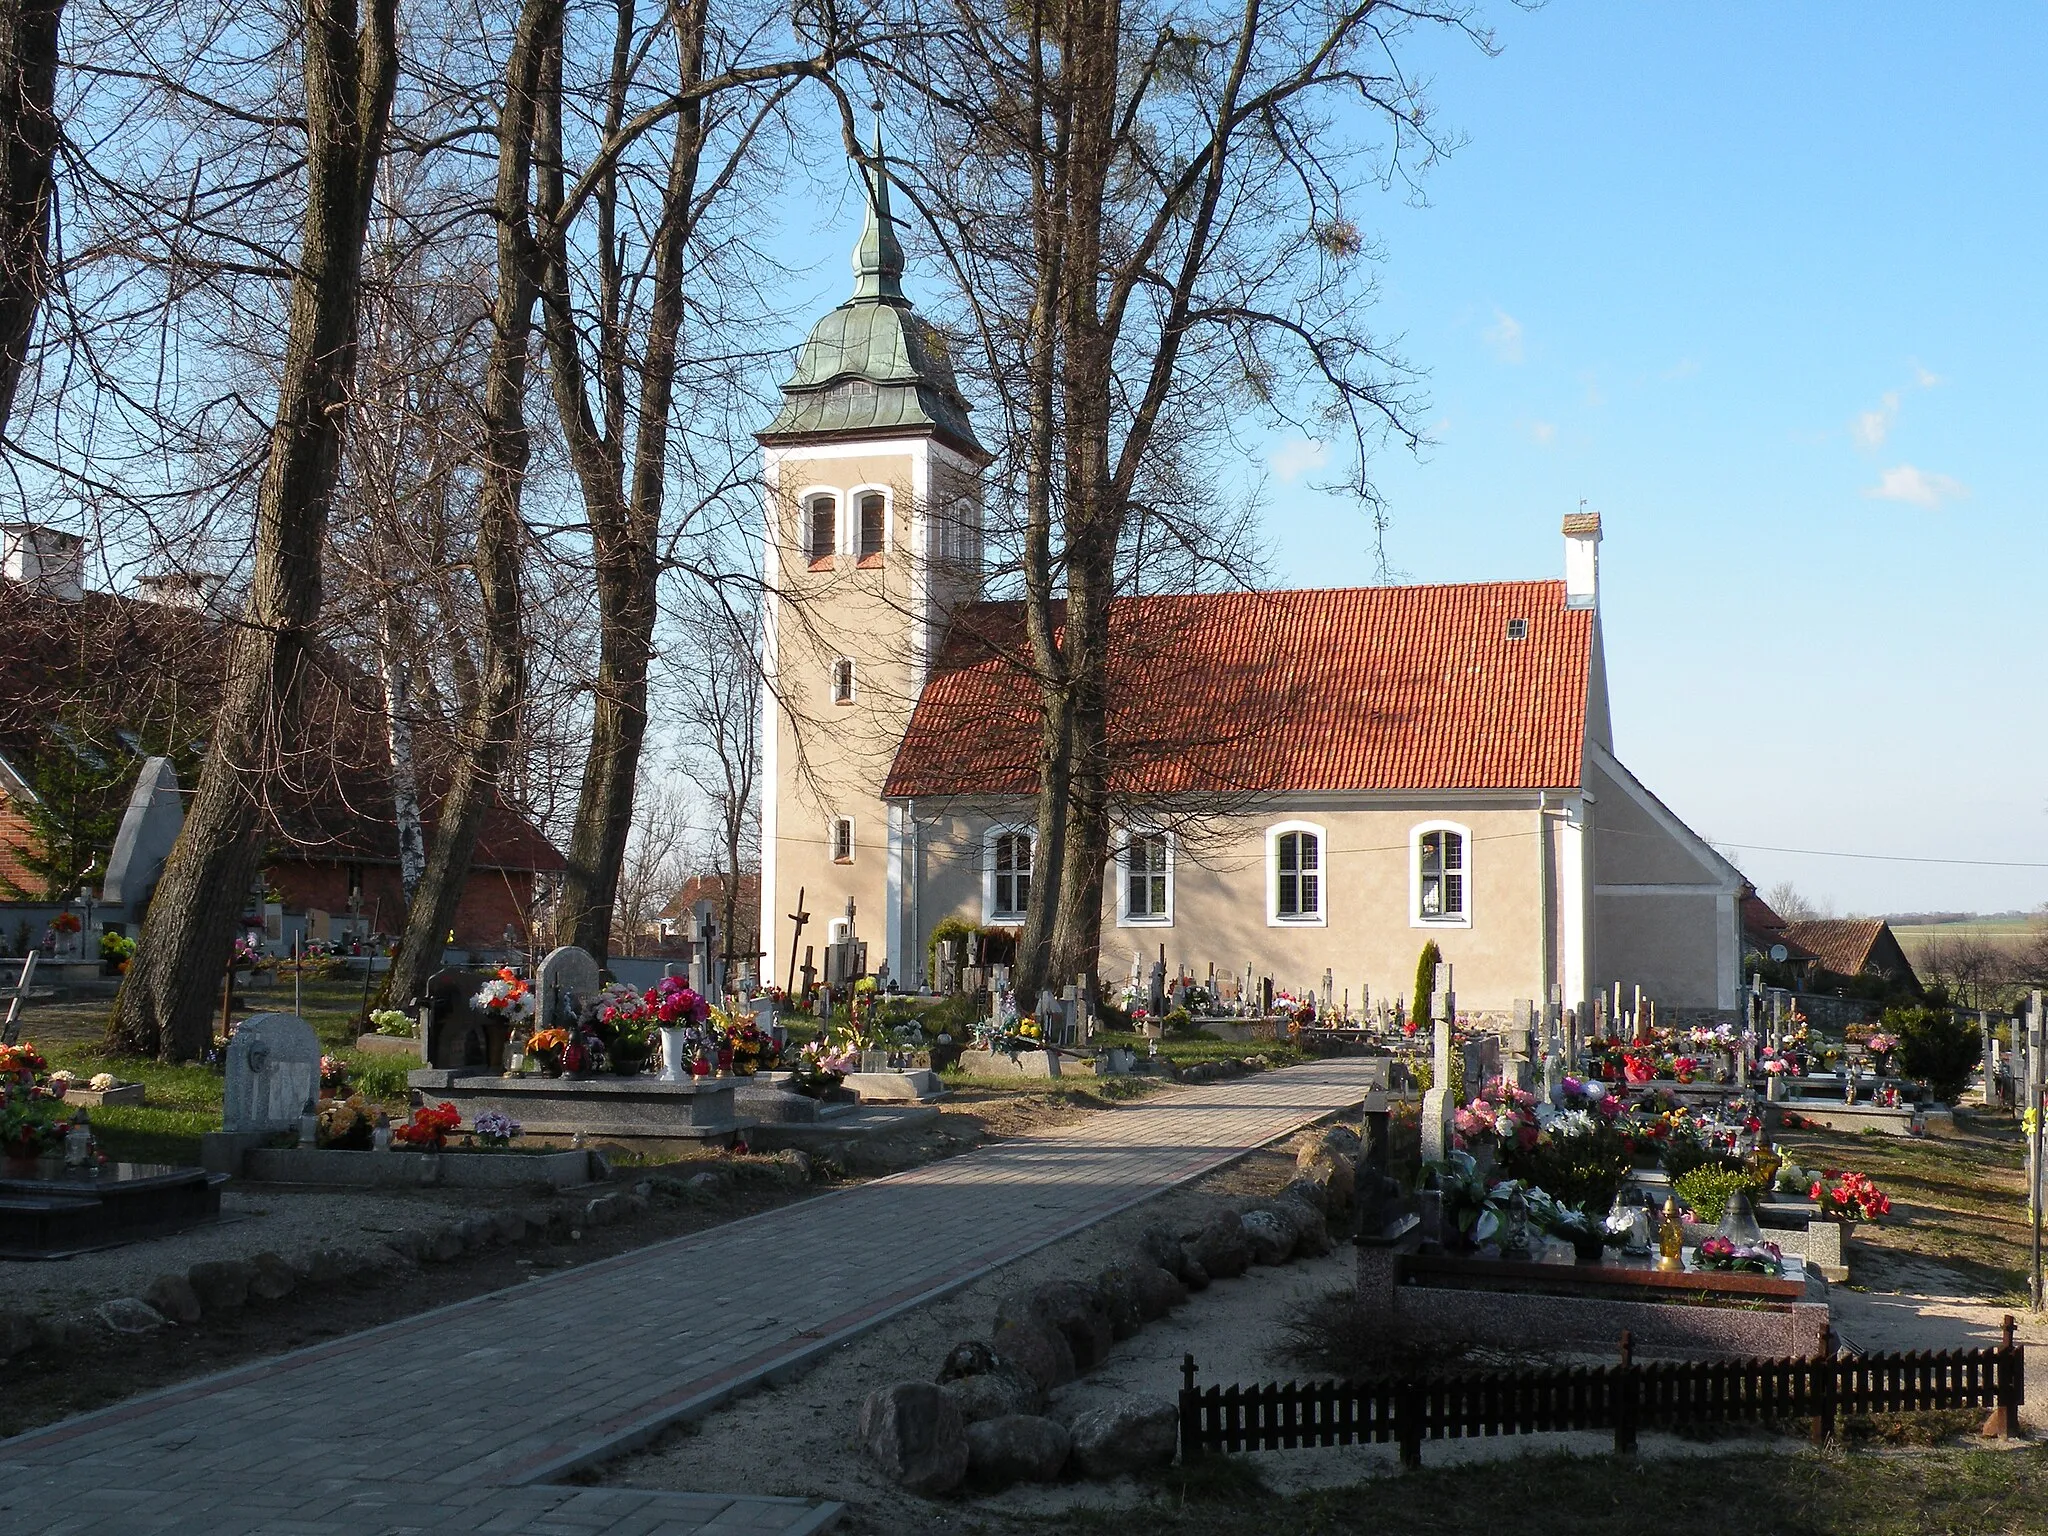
[1179,1322,2023,1469]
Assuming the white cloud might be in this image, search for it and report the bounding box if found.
[1853,390,1900,449]
[1482,308,1524,364]
[1863,463,1968,509]
[1269,435,1328,482]
[1913,364,1943,389]
[1527,421,1556,447]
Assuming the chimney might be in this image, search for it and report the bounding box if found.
[0,522,85,601]
[1562,508,1601,610]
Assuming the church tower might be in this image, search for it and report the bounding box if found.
[757,137,988,992]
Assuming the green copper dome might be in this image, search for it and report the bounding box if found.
[759,138,985,460]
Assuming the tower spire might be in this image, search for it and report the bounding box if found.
[851,115,905,302]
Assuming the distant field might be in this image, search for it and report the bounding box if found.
[1891,917,2040,967]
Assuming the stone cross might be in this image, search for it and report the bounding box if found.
[536,945,601,1030]
[222,1013,321,1134]
[1321,968,1335,1019]
[102,756,184,910]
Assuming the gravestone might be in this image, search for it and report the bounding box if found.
[102,757,185,913]
[1420,976,1456,1165]
[222,1013,321,1133]
[536,945,601,1032]
[420,968,494,1068]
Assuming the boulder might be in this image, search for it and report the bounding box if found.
[996,1280,1113,1371]
[186,1259,256,1314]
[1068,1397,1179,1478]
[1297,1148,1355,1211]
[1240,1207,1296,1265]
[992,1319,1076,1393]
[1094,1266,1143,1340]
[583,1195,620,1228]
[142,1273,202,1325]
[937,1340,1006,1382]
[941,1367,1042,1425]
[1274,1194,1333,1257]
[1186,1210,1250,1279]
[1135,1223,1187,1279]
[249,1252,297,1301]
[685,1170,735,1198]
[380,1227,430,1262]
[97,1298,167,1336]
[458,1215,498,1250]
[491,1209,529,1244]
[425,1226,466,1262]
[965,1414,1072,1487]
[1279,1176,1329,1216]
[857,1381,969,1494]
[1127,1263,1187,1320]
[1178,1250,1211,1291]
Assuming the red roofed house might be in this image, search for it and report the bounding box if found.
[756,170,1742,1015]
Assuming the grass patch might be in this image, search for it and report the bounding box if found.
[86,1105,214,1166]
[1055,1446,2048,1534]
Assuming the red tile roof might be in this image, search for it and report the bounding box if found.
[884,581,1593,798]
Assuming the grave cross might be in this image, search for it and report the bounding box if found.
[1420,966,1457,1166]
[784,885,810,997]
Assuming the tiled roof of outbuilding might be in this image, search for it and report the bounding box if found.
[884,580,1594,799]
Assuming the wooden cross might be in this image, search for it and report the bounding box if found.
[784,886,810,997]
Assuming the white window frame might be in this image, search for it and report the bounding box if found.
[846,482,893,558]
[982,824,1034,924]
[801,489,838,564]
[831,656,856,704]
[1115,827,1174,927]
[1410,819,1473,929]
[831,815,855,864]
[1265,820,1327,927]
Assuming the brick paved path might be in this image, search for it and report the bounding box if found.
[2,1059,1382,1536]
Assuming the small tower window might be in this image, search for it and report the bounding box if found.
[832,657,856,704]
[832,816,854,864]
[807,495,837,565]
[858,492,886,564]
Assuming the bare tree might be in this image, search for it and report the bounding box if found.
[1765,881,1833,924]
[109,0,401,1059]
[669,590,760,976]
[0,0,62,433]
[885,0,1465,991]
[381,0,560,1010]
[611,778,697,957]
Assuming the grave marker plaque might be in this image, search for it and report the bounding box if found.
[223,1013,320,1134]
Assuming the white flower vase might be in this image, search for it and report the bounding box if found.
[660,1027,691,1083]
[1766,1074,1785,1102]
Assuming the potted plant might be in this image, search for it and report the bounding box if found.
[525,1027,570,1076]
[649,977,712,1082]
[594,983,656,1075]
[392,1101,461,1150]
[1811,1169,1891,1228]
[98,930,136,975]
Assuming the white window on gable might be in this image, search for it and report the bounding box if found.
[806,494,837,564]
[1119,830,1172,926]
[985,828,1033,923]
[832,816,854,864]
[1412,821,1472,927]
[1267,821,1326,926]
[831,657,856,704]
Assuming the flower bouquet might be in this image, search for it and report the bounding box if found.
[369,1007,413,1038]
[1811,1170,1890,1223]
[1693,1235,1783,1275]
[52,912,81,936]
[649,977,713,1078]
[790,1039,847,1099]
[319,1055,350,1096]
[1,1097,71,1162]
[0,1041,48,1085]
[473,969,537,1026]
[472,1110,521,1148]
[393,1101,462,1150]
[594,983,656,1075]
[317,1092,375,1150]
[526,1027,571,1075]
[1865,1032,1898,1074]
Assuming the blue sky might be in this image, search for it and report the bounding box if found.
[770,6,2043,917]
[1246,4,2048,917]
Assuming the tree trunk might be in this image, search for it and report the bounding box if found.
[542,0,705,967]
[0,0,62,432]
[108,0,399,1059]
[381,0,557,1011]
[379,599,426,900]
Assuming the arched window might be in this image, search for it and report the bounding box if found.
[1411,821,1472,927]
[832,816,855,864]
[1266,821,1326,926]
[857,491,886,563]
[984,827,1033,922]
[831,657,856,704]
[806,494,837,565]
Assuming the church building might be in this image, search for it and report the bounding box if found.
[757,159,1743,1019]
